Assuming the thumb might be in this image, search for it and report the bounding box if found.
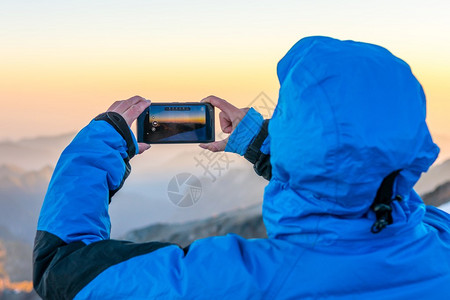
[199,138,228,152]
[138,143,151,154]
[201,96,237,116]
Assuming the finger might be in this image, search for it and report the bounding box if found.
[198,138,228,152]
[201,95,237,116]
[219,111,233,134]
[138,143,151,154]
[107,100,122,112]
[242,107,250,115]
[229,107,250,124]
[114,95,147,114]
[122,100,151,127]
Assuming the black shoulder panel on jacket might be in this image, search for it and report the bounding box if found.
[33,230,174,300]
[244,119,272,181]
[253,152,272,181]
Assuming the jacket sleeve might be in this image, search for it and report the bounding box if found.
[33,113,286,299]
[36,114,136,245]
[225,107,272,180]
[33,115,175,299]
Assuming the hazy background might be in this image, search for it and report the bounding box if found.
[1,0,449,163]
[0,1,450,297]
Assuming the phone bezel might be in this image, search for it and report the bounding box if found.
[137,102,215,144]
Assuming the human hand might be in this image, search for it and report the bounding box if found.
[199,95,249,152]
[107,95,151,154]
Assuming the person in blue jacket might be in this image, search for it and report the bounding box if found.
[33,36,450,299]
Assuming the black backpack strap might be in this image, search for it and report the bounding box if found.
[370,170,402,234]
[244,119,272,180]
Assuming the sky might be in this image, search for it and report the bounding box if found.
[1,0,449,160]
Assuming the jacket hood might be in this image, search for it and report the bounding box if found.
[263,36,439,245]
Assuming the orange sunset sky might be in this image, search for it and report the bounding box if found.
[1,1,449,163]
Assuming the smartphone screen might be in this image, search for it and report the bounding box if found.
[137,103,215,144]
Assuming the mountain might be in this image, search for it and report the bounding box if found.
[415,159,450,195]
[0,238,36,299]
[0,165,53,192]
[422,181,450,208]
[0,165,53,243]
[432,133,450,166]
[0,133,75,170]
[109,160,267,237]
[124,204,266,247]
[0,289,40,300]
[439,202,450,214]
[0,239,32,282]
[0,242,7,280]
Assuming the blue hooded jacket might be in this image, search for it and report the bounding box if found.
[34,36,450,299]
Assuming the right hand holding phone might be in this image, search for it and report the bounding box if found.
[106,95,152,154]
[199,95,249,152]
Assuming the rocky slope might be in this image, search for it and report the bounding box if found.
[124,204,266,247]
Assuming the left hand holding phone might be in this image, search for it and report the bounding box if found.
[106,95,152,154]
[199,95,249,152]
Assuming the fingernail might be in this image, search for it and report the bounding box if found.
[199,144,206,148]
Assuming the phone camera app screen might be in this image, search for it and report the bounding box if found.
[149,106,207,142]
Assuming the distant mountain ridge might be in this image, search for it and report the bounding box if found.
[0,132,76,146]
[422,181,450,208]
[0,164,53,191]
[0,132,75,170]
[124,204,266,247]
[414,159,450,195]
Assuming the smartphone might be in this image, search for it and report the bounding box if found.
[137,102,215,144]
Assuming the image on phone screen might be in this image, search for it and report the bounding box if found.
[137,103,214,144]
